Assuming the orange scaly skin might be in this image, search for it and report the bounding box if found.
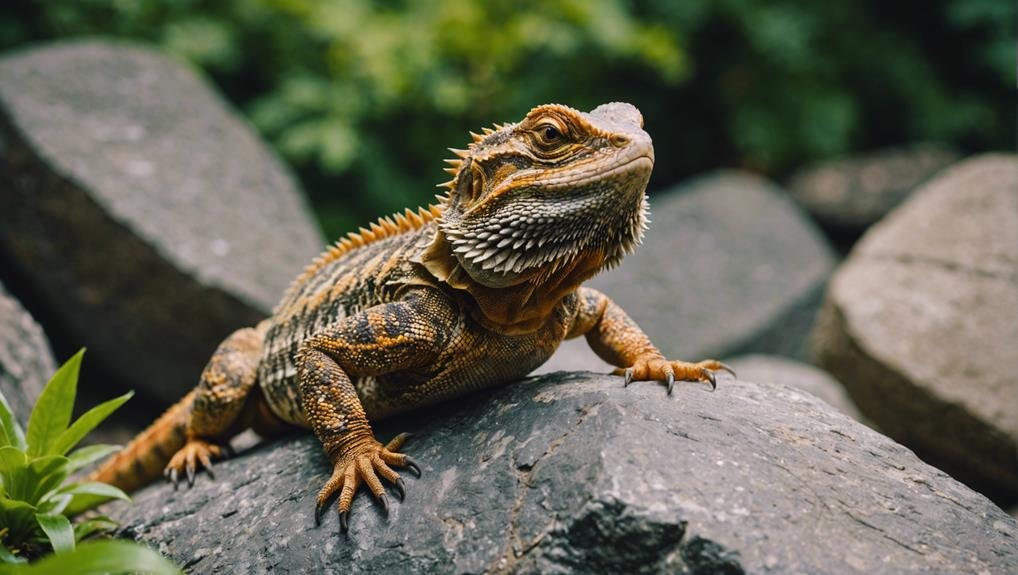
[90,102,734,533]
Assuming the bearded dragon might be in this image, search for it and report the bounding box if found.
[91,102,733,532]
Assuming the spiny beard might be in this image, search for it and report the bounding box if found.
[441,189,649,279]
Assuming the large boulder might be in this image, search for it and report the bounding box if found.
[115,373,1017,574]
[786,144,959,232]
[0,41,324,403]
[540,171,835,374]
[725,354,865,423]
[0,280,56,424]
[813,154,1018,503]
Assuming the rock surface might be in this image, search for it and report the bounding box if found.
[0,41,324,402]
[116,373,1017,574]
[813,153,1018,503]
[786,144,959,231]
[540,171,835,374]
[725,354,865,423]
[0,280,56,424]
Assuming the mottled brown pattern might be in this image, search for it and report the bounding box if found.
[92,102,733,533]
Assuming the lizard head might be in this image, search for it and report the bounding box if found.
[423,102,653,289]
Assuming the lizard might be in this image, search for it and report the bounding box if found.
[90,102,734,533]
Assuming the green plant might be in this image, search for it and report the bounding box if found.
[0,540,179,575]
[0,0,1012,238]
[0,349,178,573]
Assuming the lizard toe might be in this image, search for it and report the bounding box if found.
[164,438,227,490]
[316,434,421,533]
[618,355,734,394]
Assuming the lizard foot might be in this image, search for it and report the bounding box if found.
[615,356,736,395]
[164,438,230,489]
[315,432,420,533]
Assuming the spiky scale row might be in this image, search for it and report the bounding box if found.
[278,205,443,307]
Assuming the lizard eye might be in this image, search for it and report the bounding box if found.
[534,122,567,149]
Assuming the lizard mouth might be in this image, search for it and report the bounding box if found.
[537,150,654,193]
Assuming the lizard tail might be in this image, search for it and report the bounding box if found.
[88,391,194,493]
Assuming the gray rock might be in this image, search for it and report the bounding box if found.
[0,41,324,403]
[725,354,865,423]
[787,144,959,231]
[540,171,835,374]
[813,154,1018,502]
[0,280,56,424]
[115,373,1017,574]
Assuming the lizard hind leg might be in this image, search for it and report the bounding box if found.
[164,321,269,488]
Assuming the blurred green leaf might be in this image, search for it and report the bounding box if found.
[55,482,130,517]
[0,544,26,564]
[0,540,181,575]
[0,446,28,500]
[25,456,69,508]
[0,497,37,545]
[65,445,120,475]
[50,393,132,457]
[70,515,117,542]
[26,351,82,457]
[33,514,72,555]
[0,390,26,451]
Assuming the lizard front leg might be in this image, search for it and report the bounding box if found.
[568,287,735,394]
[296,287,457,532]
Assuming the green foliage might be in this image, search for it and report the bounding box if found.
[1,0,1013,238]
[0,540,180,575]
[0,350,137,563]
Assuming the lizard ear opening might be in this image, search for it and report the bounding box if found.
[453,159,484,207]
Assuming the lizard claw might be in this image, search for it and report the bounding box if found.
[619,356,731,395]
[703,369,717,391]
[165,438,227,490]
[716,361,737,379]
[404,457,422,478]
[314,495,334,526]
[314,433,419,533]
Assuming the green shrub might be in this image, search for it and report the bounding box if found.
[0,350,180,574]
[1,0,1013,238]
[0,540,179,575]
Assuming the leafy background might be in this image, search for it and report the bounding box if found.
[1,0,1014,239]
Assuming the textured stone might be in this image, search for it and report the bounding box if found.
[787,144,959,231]
[725,354,865,423]
[0,41,324,402]
[540,171,835,374]
[115,373,1017,574]
[0,280,56,424]
[813,154,1018,503]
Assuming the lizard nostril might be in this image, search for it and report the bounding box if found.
[610,134,630,148]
